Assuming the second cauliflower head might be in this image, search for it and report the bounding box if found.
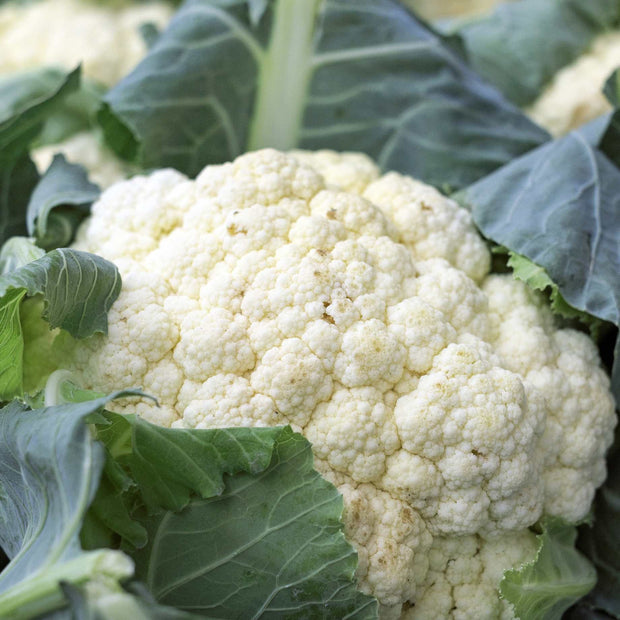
[52,149,616,618]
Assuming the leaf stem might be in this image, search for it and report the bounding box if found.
[248,0,322,150]
[0,550,133,620]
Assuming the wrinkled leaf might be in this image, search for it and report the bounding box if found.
[100,0,547,191]
[500,519,597,620]
[0,248,121,399]
[506,252,605,338]
[128,426,378,618]
[27,154,100,250]
[86,415,378,617]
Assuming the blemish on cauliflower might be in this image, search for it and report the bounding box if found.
[58,148,616,617]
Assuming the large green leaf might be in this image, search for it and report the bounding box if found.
[100,0,547,191]
[130,427,376,617]
[458,132,620,327]
[0,248,121,399]
[0,396,136,619]
[88,414,378,618]
[500,519,597,620]
[26,154,100,250]
[453,0,620,106]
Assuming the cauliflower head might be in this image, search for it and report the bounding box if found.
[526,31,620,136]
[54,149,616,616]
[0,0,172,86]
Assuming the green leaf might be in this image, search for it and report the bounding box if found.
[0,66,80,161]
[454,0,620,106]
[0,395,137,619]
[0,67,82,251]
[0,248,121,399]
[458,132,620,327]
[0,154,39,246]
[36,78,106,147]
[89,415,378,617]
[603,69,620,107]
[598,71,620,170]
[457,131,620,401]
[26,154,100,250]
[506,252,605,338]
[95,413,287,514]
[100,0,547,191]
[0,237,45,275]
[129,426,378,618]
[575,443,620,618]
[500,519,597,620]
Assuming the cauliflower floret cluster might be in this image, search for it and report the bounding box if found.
[58,149,616,617]
[526,31,620,136]
[0,0,173,187]
[405,0,510,20]
[32,131,132,188]
[0,0,172,86]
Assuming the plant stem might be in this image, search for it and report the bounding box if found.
[248,0,322,150]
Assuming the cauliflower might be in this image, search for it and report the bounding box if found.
[32,131,132,188]
[405,0,512,20]
[526,31,620,136]
[0,0,173,186]
[0,0,172,86]
[51,149,616,616]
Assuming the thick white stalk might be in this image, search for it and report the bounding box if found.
[248,0,322,150]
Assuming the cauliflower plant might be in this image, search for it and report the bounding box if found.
[50,149,616,617]
[526,31,620,136]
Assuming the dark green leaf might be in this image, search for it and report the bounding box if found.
[27,154,100,250]
[603,69,620,107]
[458,132,620,327]
[0,248,121,399]
[0,67,82,251]
[576,444,620,618]
[0,154,39,246]
[101,0,547,191]
[36,79,106,146]
[500,519,597,620]
[0,66,80,161]
[598,72,620,169]
[454,0,620,106]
